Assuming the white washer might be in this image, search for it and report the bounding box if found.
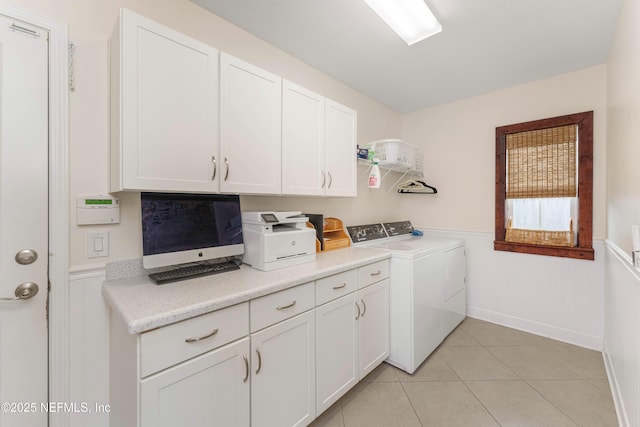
[348,221,466,374]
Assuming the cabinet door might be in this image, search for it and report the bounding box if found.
[140,337,250,427]
[324,99,357,197]
[219,52,282,194]
[282,81,325,196]
[358,279,389,378]
[316,292,358,415]
[113,9,219,192]
[251,311,315,427]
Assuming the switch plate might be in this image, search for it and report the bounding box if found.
[88,231,109,258]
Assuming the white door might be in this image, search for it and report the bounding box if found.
[0,15,49,427]
[358,279,389,378]
[324,99,357,197]
[315,293,358,415]
[219,52,282,195]
[251,311,315,427]
[140,338,251,427]
[282,80,325,196]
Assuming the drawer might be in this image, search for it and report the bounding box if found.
[315,269,358,306]
[250,282,314,332]
[358,260,389,289]
[140,302,249,378]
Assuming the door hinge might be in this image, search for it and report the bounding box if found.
[68,43,75,91]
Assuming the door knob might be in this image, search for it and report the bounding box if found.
[0,282,39,301]
[15,249,38,265]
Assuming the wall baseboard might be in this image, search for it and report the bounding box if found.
[467,306,603,350]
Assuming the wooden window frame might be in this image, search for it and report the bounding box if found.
[494,111,594,260]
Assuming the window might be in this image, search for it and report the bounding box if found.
[494,111,594,260]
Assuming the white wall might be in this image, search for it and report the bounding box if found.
[400,66,608,349]
[6,0,403,268]
[604,0,640,424]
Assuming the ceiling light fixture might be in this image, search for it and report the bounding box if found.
[363,0,442,46]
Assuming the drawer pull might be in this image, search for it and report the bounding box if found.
[355,301,361,320]
[256,349,262,374]
[332,283,347,290]
[243,355,249,383]
[211,155,217,181]
[184,328,219,343]
[361,299,367,317]
[370,270,381,276]
[276,300,296,311]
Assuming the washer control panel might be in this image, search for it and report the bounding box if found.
[347,223,388,243]
[382,221,414,237]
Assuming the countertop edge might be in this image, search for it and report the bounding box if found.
[103,249,391,334]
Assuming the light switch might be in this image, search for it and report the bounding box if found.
[88,231,109,258]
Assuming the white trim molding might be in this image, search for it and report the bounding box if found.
[0,3,71,426]
[603,239,640,427]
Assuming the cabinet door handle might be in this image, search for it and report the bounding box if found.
[361,299,367,317]
[327,171,333,188]
[243,355,249,383]
[370,270,381,276]
[255,348,262,374]
[321,171,326,188]
[184,328,219,343]
[211,155,217,181]
[355,301,361,320]
[332,283,346,290]
[276,300,296,311]
[224,157,230,181]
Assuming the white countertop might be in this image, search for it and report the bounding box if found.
[103,246,391,334]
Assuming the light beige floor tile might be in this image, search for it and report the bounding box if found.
[403,381,499,427]
[462,320,560,346]
[310,401,344,427]
[486,346,582,380]
[438,346,519,380]
[360,362,399,383]
[340,382,421,427]
[441,326,481,347]
[528,380,619,426]
[589,379,613,394]
[395,353,460,382]
[541,343,608,379]
[466,380,577,426]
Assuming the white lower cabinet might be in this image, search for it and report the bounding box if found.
[316,293,359,414]
[251,311,316,427]
[357,279,390,378]
[140,337,250,427]
[315,263,390,416]
[110,260,389,427]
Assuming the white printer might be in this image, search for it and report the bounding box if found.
[241,211,316,271]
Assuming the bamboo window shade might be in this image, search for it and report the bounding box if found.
[506,124,577,199]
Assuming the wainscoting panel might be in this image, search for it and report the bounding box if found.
[604,242,640,427]
[69,266,110,427]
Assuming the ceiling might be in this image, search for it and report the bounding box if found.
[191,0,623,113]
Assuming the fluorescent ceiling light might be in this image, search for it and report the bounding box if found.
[363,0,442,45]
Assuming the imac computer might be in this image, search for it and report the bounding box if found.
[141,192,244,276]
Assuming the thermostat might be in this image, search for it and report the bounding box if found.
[76,195,120,225]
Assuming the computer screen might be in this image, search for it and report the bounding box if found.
[141,192,244,269]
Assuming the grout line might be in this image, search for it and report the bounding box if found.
[397,379,425,427]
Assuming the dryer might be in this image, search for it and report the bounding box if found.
[348,221,465,374]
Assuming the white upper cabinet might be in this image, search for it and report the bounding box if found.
[282,82,358,197]
[110,8,219,193]
[282,81,325,196]
[325,99,357,197]
[219,53,282,194]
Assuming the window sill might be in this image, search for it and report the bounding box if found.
[494,241,594,260]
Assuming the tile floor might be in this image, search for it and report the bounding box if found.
[310,317,618,427]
